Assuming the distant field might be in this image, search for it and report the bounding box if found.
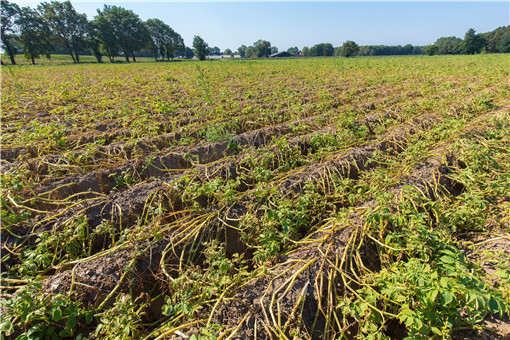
[2,53,163,65]
[1,55,509,339]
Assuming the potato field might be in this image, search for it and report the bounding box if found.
[1,55,510,339]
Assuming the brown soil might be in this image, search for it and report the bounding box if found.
[203,152,463,339]
[280,114,441,196]
[43,240,167,307]
[452,315,510,340]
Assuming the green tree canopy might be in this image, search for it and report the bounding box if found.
[340,41,359,57]
[496,33,510,53]
[1,0,21,65]
[463,28,485,54]
[237,45,247,57]
[434,36,463,55]
[184,46,194,59]
[425,44,438,56]
[357,44,424,56]
[86,22,103,63]
[91,14,118,62]
[94,5,149,62]
[482,25,510,53]
[193,35,208,61]
[287,46,299,55]
[208,46,220,55]
[166,31,184,59]
[39,0,88,63]
[17,7,52,64]
[245,46,255,58]
[253,39,271,58]
[145,18,168,61]
[145,18,183,61]
[309,43,334,57]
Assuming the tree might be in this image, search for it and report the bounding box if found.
[287,46,299,55]
[184,46,194,59]
[94,5,150,63]
[496,33,510,53]
[145,18,168,61]
[208,46,220,55]
[237,45,247,57]
[482,25,510,53]
[402,44,414,55]
[270,46,278,54]
[302,46,309,57]
[323,43,334,56]
[145,19,184,61]
[434,36,463,55]
[193,35,208,60]
[224,48,233,57]
[340,41,359,57]
[39,1,88,63]
[244,46,255,58]
[1,0,21,65]
[17,7,52,64]
[357,44,424,56]
[253,39,271,58]
[163,29,184,60]
[308,43,334,57]
[92,14,118,62]
[463,28,485,54]
[425,45,438,56]
[86,22,103,62]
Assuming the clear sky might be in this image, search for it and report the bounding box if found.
[11,1,510,52]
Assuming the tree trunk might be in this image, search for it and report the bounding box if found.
[1,38,17,65]
[75,50,80,63]
[131,50,136,62]
[65,41,76,63]
[123,49,130,62]
[31,56,35,65]
[152,47,158,62]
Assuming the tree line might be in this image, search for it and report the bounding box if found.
[426,27,510,55]
[220,25,509,61]
[1,0,188,64]
[2,0,509,65]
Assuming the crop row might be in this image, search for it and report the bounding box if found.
[1,55,509,339]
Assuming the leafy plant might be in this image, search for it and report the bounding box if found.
[1,282,93,339]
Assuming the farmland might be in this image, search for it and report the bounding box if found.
[1,54,510,339]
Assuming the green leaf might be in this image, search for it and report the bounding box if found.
[431,326,442,335]
[52,307,62,322]
[414,318,423,330]
[442,292,454,305]
[494,269,509,279]
[440,255,455,264]
[475,295,485,310]
[0,320,13,334]
[85,312,94,325]
[488,297,499,314]
[67,316,77,330]
[59,329,72,337]
[395,295,406,302]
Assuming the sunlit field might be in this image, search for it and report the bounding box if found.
[1,54,510,339]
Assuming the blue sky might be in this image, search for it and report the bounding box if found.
[12,1,510,51]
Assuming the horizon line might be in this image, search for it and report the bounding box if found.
[12,0,510,3]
